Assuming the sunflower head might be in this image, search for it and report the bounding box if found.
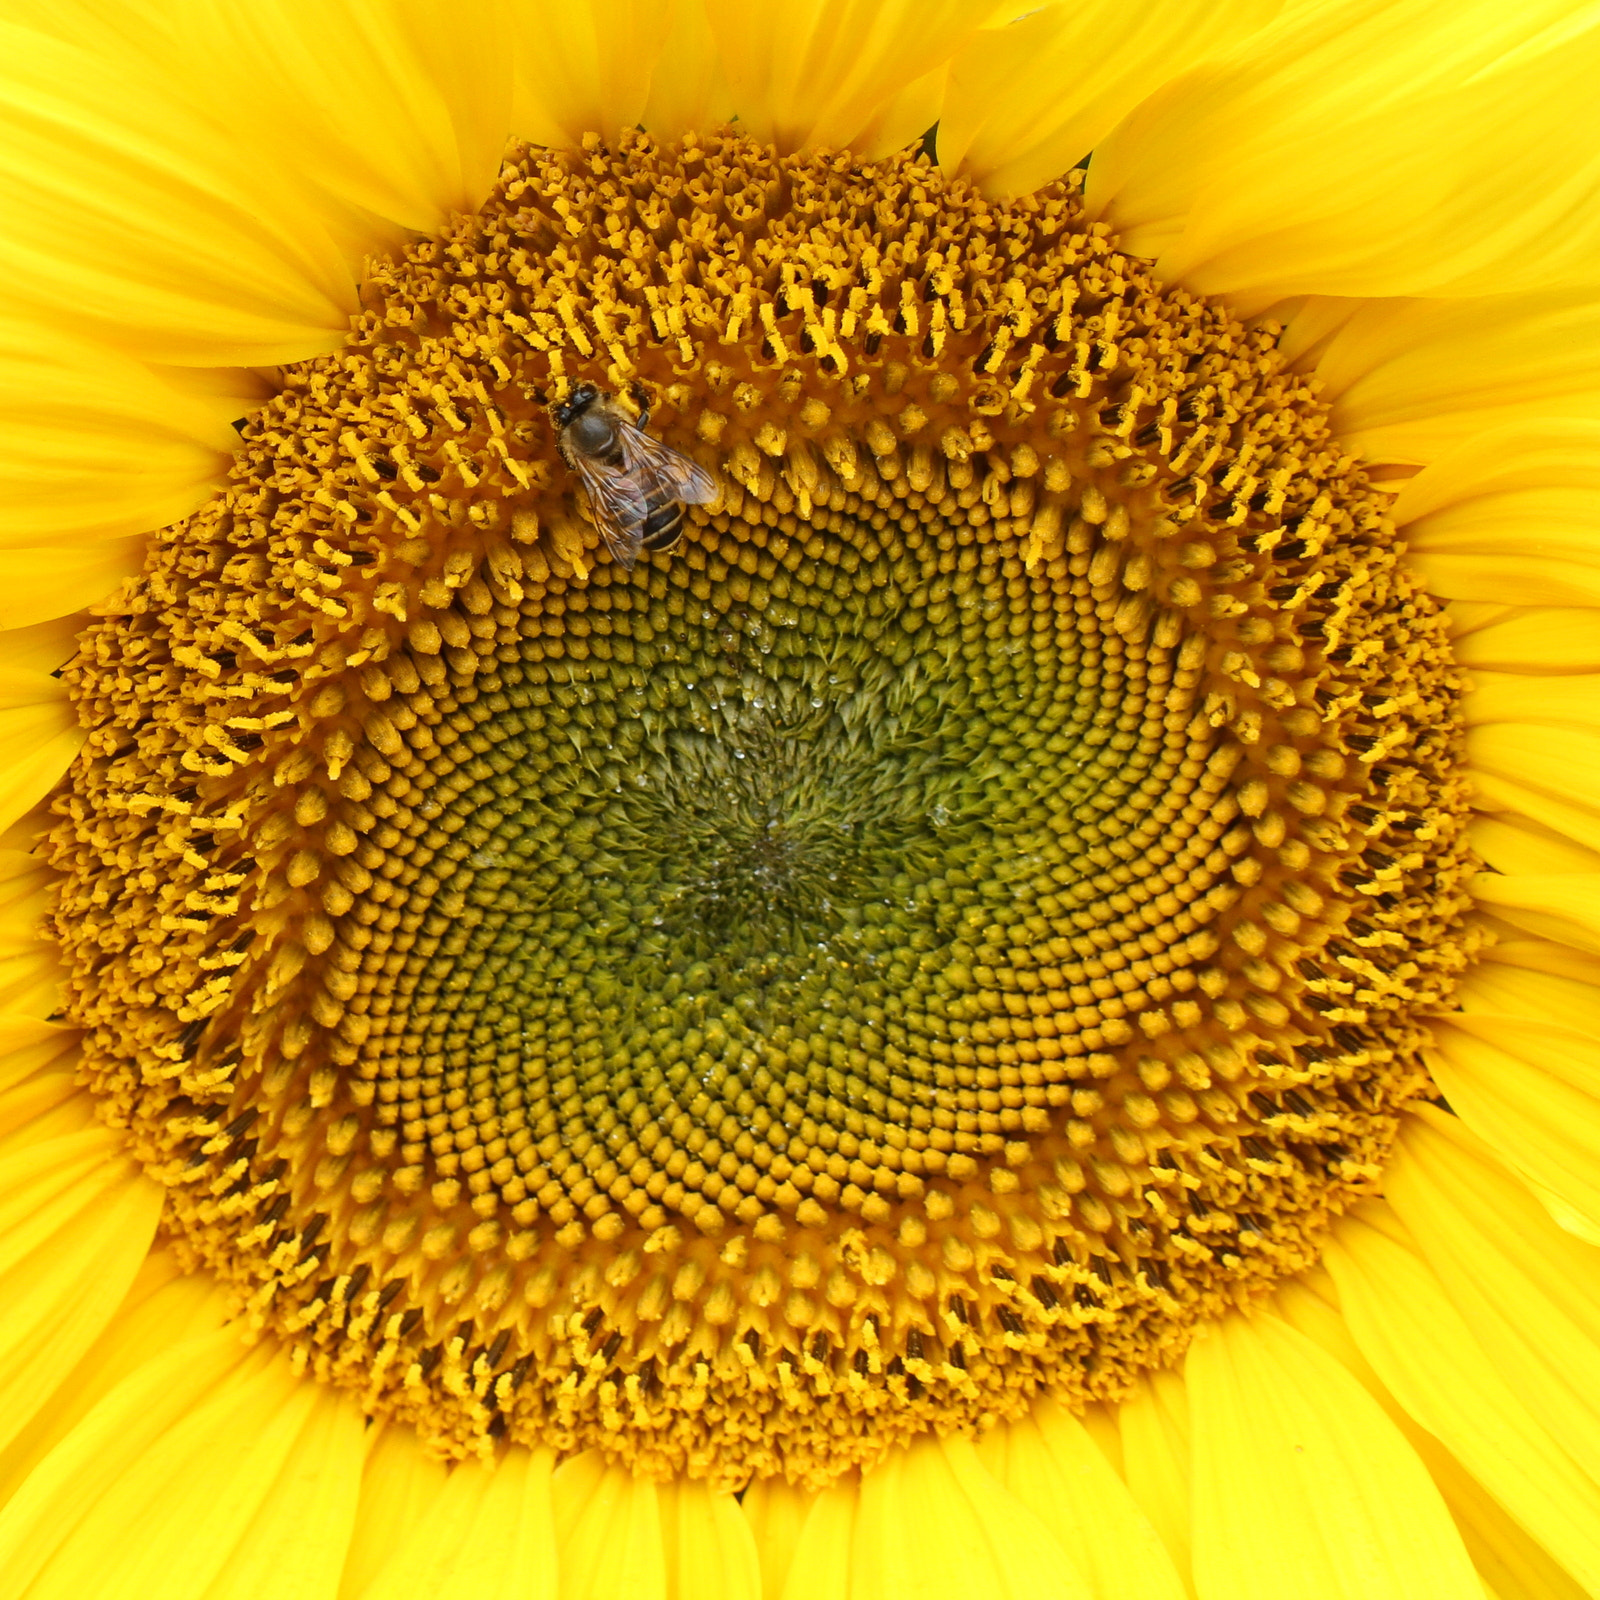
[43,127,1481,1487]
[6,5,1600,1594]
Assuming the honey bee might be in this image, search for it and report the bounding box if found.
[551,382,718,570]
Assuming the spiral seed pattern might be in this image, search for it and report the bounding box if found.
[48,132,1479,1487]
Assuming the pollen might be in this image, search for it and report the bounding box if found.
[47,130,1479,1489]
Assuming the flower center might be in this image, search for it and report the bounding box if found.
[49,130,1479,1487]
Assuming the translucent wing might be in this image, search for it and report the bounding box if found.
[569,451,652,568]
[616,422,720,507]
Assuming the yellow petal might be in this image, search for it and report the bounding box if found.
[1324,1207,1600,1594]
[1387,1109,1600,1493]
[0,541,144,631]
[0,1068,84,1150]
[0,1016,69,1125]
[159,0,511,236]
[353,1446,557,1600]
[1456,953,1600,1038]
[550,1450,666,1600]
[0,851,52,937]
[659,1476,762,1600]
[0,946,57,1025]
[0,1015,76,1099]
[0,850,58,1021]
[1078,1402,1125,1477]
[337,1424,450,1599]
[1469,933,1600,988]
[1276,1267,1592,1600]
[1115,1368,1193,1584]
[1451,607,1600,673]
[1467,730,1600,851]
[0,1248,232,1510]
[1467,671,1600,735]
[849,1432,1088,1600]
[0,615,79,678]
[778,1477,854,1600]
[976,1398,1187,1600]
[0,0,170,51]
[1474,782,1600,872]
[1469,815,1600,878]
[0,23,355,364]
[0,1334,366,1600]
[639,2,739,143]
[740,1474,811,1600]
[0,1060,87,1157]
[0,673,79,840]
[1442,976,1600,1251]
[940,0,1280,200]
[0,1258,227,1514]
[0,1127,162,1462]
[1393,421,1600,605]
[1440,989,1600,1244]
[512,0,689,151]
[700,0,994,156]
[837,62,944,164]
[1185,1309,1480,1600]
[0,318,233,548]
[1429,1015,1600,1238]
[1468,874,1600,955]
[1089,0,1600,305]
[1296,290,1600,468]
[1422,553,1600,607]
[1443,599,1518,638]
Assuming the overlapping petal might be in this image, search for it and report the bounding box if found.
[975,1399,1187,1600]
[0,663,81,839]
[0,852,60,1020]
[0,1121,164,1465]
[1275,1264,1595,1600]
[1114,1370,1192,1583]
[1428,1015,1600,1240]
[0,1329,367,1600]
[161,0,514,237]
[699,0,994,156]
[1285,290,1600,467]
[0,21,356,366]
[0,1258,227,1512]
[0,319,236,550]
[338,1426,450,1600]
[938,0,1281,199]
[550,1451,668,1600]
[1394,420,1600,607]
[1185,1310,1479,1600]
[1451,604,1600,674]
[1324,1204,1600,1593]
[350,1443,558,1600]
[1088,0,1600,307]
[847,1435,1087,1600]
[1386,1109,1600,1492]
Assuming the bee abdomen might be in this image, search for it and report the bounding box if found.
[641,503,685,552]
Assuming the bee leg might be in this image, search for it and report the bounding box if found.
[629,381,652,431]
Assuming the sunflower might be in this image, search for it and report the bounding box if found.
[2,0,1599,1595]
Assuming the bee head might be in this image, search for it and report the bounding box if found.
[551,381,600,430]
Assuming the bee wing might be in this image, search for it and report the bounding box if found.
[617,422,721,507]
[570,451,650,569]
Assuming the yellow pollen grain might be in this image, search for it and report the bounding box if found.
[47,130,1479,1490]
